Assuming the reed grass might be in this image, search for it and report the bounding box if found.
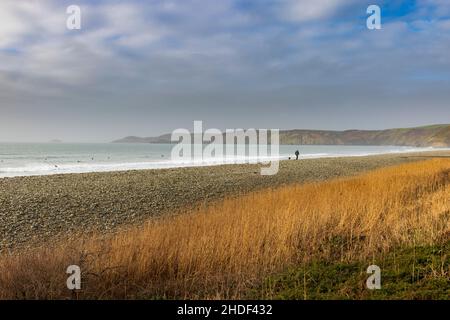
[0,159,448,299]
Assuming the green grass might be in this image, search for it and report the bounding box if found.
[249,241,449,300]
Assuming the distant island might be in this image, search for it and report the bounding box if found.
[49,139,63,143]
[113,124,450,147]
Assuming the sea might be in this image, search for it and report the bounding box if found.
[0,143,440,178]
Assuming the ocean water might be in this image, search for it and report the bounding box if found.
[0,143,438,178]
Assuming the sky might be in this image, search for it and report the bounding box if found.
[0,0,449,142]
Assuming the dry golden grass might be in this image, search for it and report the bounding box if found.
[0,159,449,299]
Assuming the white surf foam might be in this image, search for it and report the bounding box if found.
[0,145,446,178]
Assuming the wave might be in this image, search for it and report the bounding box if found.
[0,146,446,178]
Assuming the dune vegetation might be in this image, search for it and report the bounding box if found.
[0,159,449,299]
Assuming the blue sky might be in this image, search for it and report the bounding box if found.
[0,0,449,142]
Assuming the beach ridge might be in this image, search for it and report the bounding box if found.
[1,150,449,251]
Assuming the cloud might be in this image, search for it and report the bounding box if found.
[417,0,450,16]
[0,0,449,141]
[0,1,67,46]
[279,0,357,22]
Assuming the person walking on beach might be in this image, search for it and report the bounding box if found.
[295,150,300,160]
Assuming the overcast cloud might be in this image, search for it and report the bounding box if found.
[0,0,449,142]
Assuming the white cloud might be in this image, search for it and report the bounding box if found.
[0,5,26,47]
[280,0,354,22]
[0,1,67,47]
[0,0,449,117]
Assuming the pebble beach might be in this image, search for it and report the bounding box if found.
[1,150,449,251]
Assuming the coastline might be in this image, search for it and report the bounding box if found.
[1,150,450,251]
[0,144,445,178]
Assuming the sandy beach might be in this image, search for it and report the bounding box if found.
[1,150,449,251]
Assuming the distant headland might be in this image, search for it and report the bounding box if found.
[113,124,450,148]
